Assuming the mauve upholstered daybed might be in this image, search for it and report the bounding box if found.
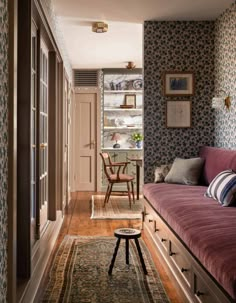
[143,146,236,303]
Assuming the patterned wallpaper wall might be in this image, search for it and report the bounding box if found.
[143,21,215,182]
[214,2,236,148]
[0,0,8,300]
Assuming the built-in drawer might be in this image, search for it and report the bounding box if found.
[153,218,169,252]
[194,272,222,303]
[143,204,169,252]
[169,240,191,286]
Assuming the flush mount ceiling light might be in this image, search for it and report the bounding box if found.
[92,22,108,33]
[126,61,136,70]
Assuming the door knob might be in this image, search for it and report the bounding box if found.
[40,143,47,149]
[91,140,96,145]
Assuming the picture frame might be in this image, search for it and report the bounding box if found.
[163,72,194,96]
[166,100,192,128]
[125,94,136,108]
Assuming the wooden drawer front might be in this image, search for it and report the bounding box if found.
[143,205,169,251]
[153,219,169,252]
[169,241,191,286]
[194,273,220,303]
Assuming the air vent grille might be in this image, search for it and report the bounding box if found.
[74,70,98,87]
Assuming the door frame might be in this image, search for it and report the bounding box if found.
[72,87,101,192]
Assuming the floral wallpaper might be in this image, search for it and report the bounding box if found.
[143,21,215,182]
[0,0,8,301]
[214,2,236,149]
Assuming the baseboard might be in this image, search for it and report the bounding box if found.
[18,211,63,303]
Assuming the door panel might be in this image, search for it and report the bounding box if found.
[31,23,37,247]
[39,40,49,233]
[74,92,96,191]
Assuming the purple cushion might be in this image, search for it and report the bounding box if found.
[143,183,236,300]
[199,146,236,185]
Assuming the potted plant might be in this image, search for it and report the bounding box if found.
[131,132,144,148]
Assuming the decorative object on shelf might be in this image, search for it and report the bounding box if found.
[125,94,136,108]
[120,105,134,109]
[133,79,143,90]
[111,132,121,148]
[126,61,136,70]
[131,132,144,148]
[92,22,108,33]
[163,72,194,96]
[212,89,231,110]
[166,101,192,128]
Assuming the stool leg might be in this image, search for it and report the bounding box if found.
[134,238,148,275]
[108,238,121,275]
[126,239,129,265]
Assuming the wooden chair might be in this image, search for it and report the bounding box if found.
[100,152,135,208]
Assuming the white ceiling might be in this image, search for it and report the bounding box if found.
[52,0,233,69]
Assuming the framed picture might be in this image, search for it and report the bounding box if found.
[125,94,136,108]
[166,101,192,128]
[163,72,194,96]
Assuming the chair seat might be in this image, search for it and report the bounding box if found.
[110,174,134,182]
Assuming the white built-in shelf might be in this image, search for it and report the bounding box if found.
[104,126,143,130]
[104,108,142,112]
[102,147,143,151]
[104,90,142,94]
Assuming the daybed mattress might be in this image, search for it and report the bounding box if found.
[143,183,236,300]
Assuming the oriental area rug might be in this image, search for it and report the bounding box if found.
[41,236,170,303]
[90,195,143,220]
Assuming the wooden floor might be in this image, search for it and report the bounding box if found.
[36,192,184,303]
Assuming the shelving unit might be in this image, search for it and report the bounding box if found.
[101,68,143,191]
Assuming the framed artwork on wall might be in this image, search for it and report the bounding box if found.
[163,72,194,96]
[166,100,192,128]
[125,94,136,108]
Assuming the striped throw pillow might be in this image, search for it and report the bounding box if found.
[205,170,236,206]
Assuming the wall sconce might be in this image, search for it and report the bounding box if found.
[212,90,231,110]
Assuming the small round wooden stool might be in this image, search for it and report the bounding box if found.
[108,228,148,275]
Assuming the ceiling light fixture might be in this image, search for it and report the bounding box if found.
[92,22,108,33]
[126,61,136,70]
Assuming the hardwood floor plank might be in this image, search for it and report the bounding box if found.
[35,191,183,303]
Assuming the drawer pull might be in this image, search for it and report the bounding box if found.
[149,219,153,223]
[170,252,176,256]
[141,211,147,221]
[196,291,204,297]
[161,238,167,242]
[181,268,188,273]
[154,221,159,232]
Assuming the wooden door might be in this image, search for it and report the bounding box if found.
[31,23,37,246]
[38,40,49,233]
[74,91,97,191]
[63,77,69,208]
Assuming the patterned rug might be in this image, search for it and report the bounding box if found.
[41,236,170,303]
[90,195,143,220]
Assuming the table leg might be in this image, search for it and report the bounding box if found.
[136,164,140,200]
[134,238,148,275]
[108,238,121,275]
